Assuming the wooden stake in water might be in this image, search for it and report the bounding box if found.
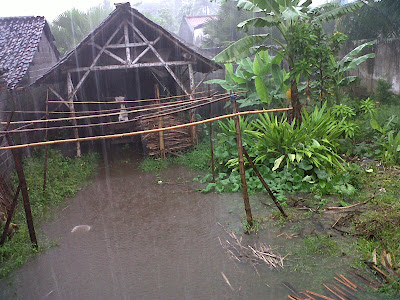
[209,92,215,182]
[154,84,166,159]
[43,88,49,190]
[242,148,287,218]
[231,95,253,227]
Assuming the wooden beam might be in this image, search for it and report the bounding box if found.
[232,97,253,227]
[67,73,81,157]
[128,21,190,95]
[91,43,125,64]
[193,71,212,93]
[188,63,197,144]
[127,9,217,71]
[155,84,165,159]
[48,87,69,109]
[67,23,124,101]
[131,36,160,65]
[68,61,195,73]
[106,41,156,49]
[4,132,38,247]
[124,22,131,63]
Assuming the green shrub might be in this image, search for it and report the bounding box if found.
[172,143,211,170]
[250,104,345,173]
[139,157,169,171]
[375,79,394,104]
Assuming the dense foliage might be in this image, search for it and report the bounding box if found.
[337,0,400,40]
[51,2,113,55]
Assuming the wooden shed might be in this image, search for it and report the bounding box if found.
[35,2,221,156]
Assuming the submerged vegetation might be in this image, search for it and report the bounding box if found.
[0,150,98,278]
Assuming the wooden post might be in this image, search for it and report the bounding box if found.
[231,96,253,227]
[43,88,49,190]
[124,23,131,64]
[0,184,21,246]
[242,148,287,218]
[154,84,166,159]
[209,93,215,182]
[188,64,197,145]
[67,73,81,157]
[4,132,37,247]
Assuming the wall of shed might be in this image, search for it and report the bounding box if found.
[23,31,59,86]
[342,39,400,95]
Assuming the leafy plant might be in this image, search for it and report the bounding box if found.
[329,41,376,105]
[360,97,376,118]
[375,79,395,104]
[250,104,346,173]
[214,0,365,120]
[205,50,289,108]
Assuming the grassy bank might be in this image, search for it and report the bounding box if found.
[0,149,99,278]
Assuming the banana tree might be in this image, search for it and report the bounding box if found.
[213,0,365,122]
[329,41,376,104]
[206,50,290,108]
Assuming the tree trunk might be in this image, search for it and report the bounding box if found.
[290,78,302,124]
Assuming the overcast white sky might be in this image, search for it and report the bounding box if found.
[1,0,331,22]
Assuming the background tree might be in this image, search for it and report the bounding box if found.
[213,0,365,121]
[203,0,279,48]
[337,0,400,40]
[51,1,113,55]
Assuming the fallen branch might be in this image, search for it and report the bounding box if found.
[326,193,375,211]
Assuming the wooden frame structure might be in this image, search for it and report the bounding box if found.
[33,3,220,157]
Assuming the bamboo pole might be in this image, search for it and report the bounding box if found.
[67,73,81,157]
[242,148,287,218]
[0,108,292,151]
[0,184,21,246]
[188,63,197,144]
[43,88,49,191]
[1,93,229,126]
[209,92,215,182]
[4,130,37,247]
[155,84,166,159]
[46,89,213,104]
[0,94,230,135]
[231,96,253,227]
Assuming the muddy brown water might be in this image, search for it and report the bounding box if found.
[0,155,291,299]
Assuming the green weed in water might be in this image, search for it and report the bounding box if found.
[304,234,338,256]
[139,157,169,171]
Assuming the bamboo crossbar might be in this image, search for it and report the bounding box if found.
[0,93,224,115]
[0,108,292,151]
[47,89,213,104]
[1,94,226,126]
[0,95,229,135]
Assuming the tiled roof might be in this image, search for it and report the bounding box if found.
[185,16,218,30]
[0,16,47,89]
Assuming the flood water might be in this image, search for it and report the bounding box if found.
[0,153,290,299]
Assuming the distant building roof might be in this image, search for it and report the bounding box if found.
[0,16,58,89]
[184,16,218,30]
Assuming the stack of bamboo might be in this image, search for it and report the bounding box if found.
[139,114,194,156]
